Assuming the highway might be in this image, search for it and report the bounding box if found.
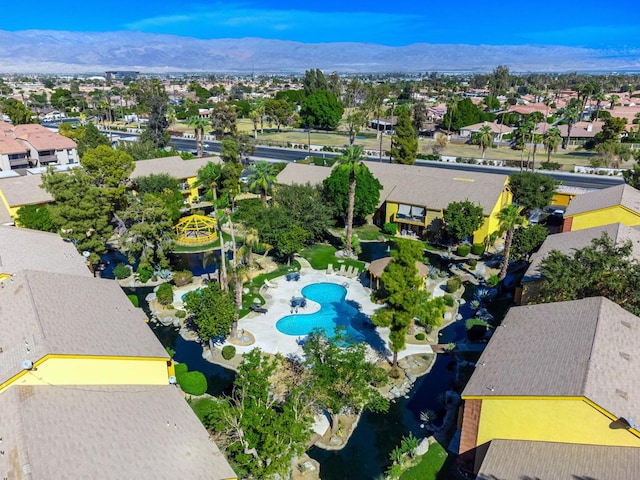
[106,131,625,190]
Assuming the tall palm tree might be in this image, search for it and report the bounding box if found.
[478,125,493,159]
[543,127,562,162]
[446,96,459,135]
[338,145,365,257]
[609,94,620,110]
[592,92,606,121]
[249,161,276,206]
[497,205,524,281]
[195,162,228,290]
[560,98,581,149]
[187,116,209,157]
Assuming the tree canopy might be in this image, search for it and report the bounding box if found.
[1,98,32,124]
[511,224,548,261]
[533,233,640,315]
[299,90,344,130]
[390,108,418,165]
[183,283,236,341]
[508,171,558,213]
[323,160,382,222]
[441,98,495,131]
[443,200,485,244]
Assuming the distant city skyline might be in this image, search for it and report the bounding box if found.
[2,0,639,49]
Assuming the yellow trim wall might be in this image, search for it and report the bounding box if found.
[568,206,640,231]
[186,176,201,204]
[474,397,640,447]
[1,355,170,394]
[0,188,18,219]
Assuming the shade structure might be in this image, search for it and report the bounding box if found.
[173,214,217,246]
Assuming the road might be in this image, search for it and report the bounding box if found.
[106,131,625,190]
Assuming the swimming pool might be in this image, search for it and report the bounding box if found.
[276,283,365,341]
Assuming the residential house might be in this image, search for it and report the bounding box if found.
[13,124,78,166]
[475,439,640,480]
[557,120,604,146]
[459,297,640,474]
[562,183,640,232]
[131,155,222,205]
[0,234,237,479]
[0,134,30,170]
[276,161,512,244]
[518,223,640,304]
[459,121,513,142]
[0,173,54,224]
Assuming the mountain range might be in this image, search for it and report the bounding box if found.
[1,30,639,74]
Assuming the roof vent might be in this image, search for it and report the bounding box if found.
[621,320,632,329]
[21,359,33,370]
[620,352,631,361]
[616,389,629,400]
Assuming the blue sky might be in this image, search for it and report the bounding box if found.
[2,0,638,48]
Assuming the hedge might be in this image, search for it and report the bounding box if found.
[174,363,188,376]
[221,345,236,360]
[443,294,455,307]
[156,283,174,306]
[383,222,398,235]
[415,333,426,341]
[456,245,471,257]
[445,277,462,293]
[471,243,485,256]
[177,371,207,396]
[114,263,132,279]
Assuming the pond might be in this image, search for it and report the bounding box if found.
[359,240,450,272]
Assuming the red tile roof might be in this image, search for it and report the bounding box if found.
[13,124,76,150]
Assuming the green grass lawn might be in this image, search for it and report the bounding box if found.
[300,244,365,271]
[353,224,386,241]
[400,441,448,480]
[189,397,219,423]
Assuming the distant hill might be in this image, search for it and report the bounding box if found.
[0,30,639,74]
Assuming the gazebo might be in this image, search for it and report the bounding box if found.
[173,214,217,246]
[367,257,429,290]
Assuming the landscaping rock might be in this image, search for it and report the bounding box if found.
[415,438,430,456]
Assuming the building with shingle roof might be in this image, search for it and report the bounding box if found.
[131,155,222,205]
[459,297,640,473]
[475,439,640,480]
[0,123,78,169]
[0,173,54,224]
[0,385,237,480]
[562,183,640,232]
[0,225,91,278]
[276,160,511,244]
[519,223,640,303]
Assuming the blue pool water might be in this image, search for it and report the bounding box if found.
[276,283,365,341]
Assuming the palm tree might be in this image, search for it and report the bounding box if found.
[187,116,209,157]
[543,127,562,162]
[195,162,228,290]
[249,161,276,206]
[609,94,620,110]
[478,125,493,159]
[446,96,459,135]
[560,98,581,149]
[497,205,524,281]
[592,92,606,121]
[338,145,365,257]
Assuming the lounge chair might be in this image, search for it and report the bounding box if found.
[327,264,334,274]
[350,267,360,279]
[345,266,356,278]
[337,264,347,276]
[250,304,268,314]
[292,272,300,281]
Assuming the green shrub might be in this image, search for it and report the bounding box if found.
[113,263,132,279]
[176,310,187,319]
[221,345,236,360]
[466,318,489,330]
[467,258,478,267]
[443,294,455,307]
[415,333,426,341]
[445,277,462,293]
[471,243,485,256]
[177,371,207,395]
[156,283,174,305]
[456,245,471,257]
[165,346,175,357]
[383,222,398,235]
[127,294,139,307]
[487,274,500,287]
[136,266,153,283]
[173,270,193,287]
[174,362,188,376]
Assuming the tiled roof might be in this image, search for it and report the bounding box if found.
[367,257,429,278]
[275,162,334,186]
[13,124,77,150]
[0,136,28,155]
[0,225,91,277]
[557,121,604,138]
[477,439,640,480]
[0,385,237,480]
[0,270,168,385]
[460,121,514,134]
[565,183,640,217]
[463,297,640,421]
[523,223,640,282]
[0,174,54,207]
[366,162,508,215]
[131,156,222,180]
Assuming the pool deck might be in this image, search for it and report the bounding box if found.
[226,264,434,361]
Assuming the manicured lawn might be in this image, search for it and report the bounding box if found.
[399,441,448,480]
[300,244,365,271]
[189,397,219,423]
[353,224,386,241]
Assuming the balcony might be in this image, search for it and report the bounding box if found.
[395,204,426,225]
[38,154,59,165]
